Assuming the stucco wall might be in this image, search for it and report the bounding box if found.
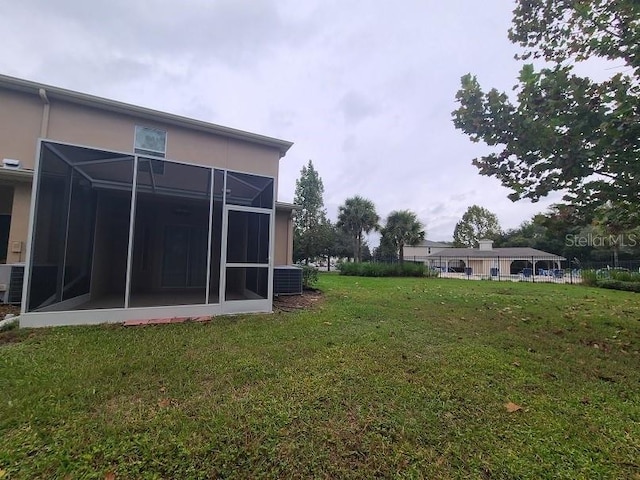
[7,183,31,263]
[46,101,281,184]
[0,90,43,170]
[0,87,289,267]
[274,208,294,266]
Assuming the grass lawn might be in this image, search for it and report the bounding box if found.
[1,275,639,479]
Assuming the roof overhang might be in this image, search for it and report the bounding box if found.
[275,201,298,210]
[0,167,34,184]
[0,74,294,158]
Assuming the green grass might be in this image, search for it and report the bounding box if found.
[1,276,639,479]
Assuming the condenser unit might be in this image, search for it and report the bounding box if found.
[0,263,24,305]
[273,265,303,296]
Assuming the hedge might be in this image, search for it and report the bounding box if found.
[596,279,640,293]
[338,262,438,278]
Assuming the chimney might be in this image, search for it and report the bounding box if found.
[478,239,493,251]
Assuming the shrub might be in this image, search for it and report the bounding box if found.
[301,265,319,289]
[338,261,433,278]
[596,279,640,293]
[609,270,640,283]
[582,268,640,287]
[581,270,598,286]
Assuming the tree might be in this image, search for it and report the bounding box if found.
[337,196,379,262]
[380,210,425,263]
[332,227,355,261]
[314,220,338,271]
[453,205,501,247]
[373,233,398,262]
[360,241,373,262]
[452,0,640,214]
[592,201,640,266]
[293,160,327,264]
[495,206,587,259]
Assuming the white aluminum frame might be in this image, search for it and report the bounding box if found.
[20,139,277,327]
[221,204,273,308]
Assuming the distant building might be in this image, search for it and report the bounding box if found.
[403,240,451,259]
[404,239,565,276]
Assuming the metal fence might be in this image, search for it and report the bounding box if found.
[393,256,640,284]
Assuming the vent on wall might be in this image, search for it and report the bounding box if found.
[273,266,303,296]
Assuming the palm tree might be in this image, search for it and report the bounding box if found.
[381,210,425,263]
[337,196,379,262]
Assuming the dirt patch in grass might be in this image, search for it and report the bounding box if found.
[0,329,22,345]
[0,328,36,346]
[273,289,323,312]
[0,306,37,346]
[0,304,20,317]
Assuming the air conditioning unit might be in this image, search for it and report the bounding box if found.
[273,265,302,295]
[0,263,24,304]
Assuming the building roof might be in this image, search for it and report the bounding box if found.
[426,247,565,260]
[0,74,293,157]
[415,240,451,248]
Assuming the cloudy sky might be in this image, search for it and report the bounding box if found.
[0,0,573,241]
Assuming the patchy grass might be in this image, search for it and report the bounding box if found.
[1,276,639,479]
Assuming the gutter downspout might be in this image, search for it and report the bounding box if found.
[288,210,295,265]
[39,88,50,138]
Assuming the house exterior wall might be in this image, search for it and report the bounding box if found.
[0,83,292,268]
[7,183,31,263]
[274,208,294,265]
[46,100,281,185]
[0,89,43,170]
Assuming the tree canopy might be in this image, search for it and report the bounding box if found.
[495,203,640,264]
[453,205,502,247]
[452,0,639,214]
[380,210,425,263]
[337,196,379,262]
[293,160,328,264]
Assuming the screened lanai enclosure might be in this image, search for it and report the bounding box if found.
[21,141,275,326]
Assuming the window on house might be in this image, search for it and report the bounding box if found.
[134,125,167,158]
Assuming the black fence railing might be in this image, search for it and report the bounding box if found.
[381,256,640,284]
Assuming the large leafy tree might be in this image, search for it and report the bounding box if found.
[592,201,640,266]
[495,205,588,258]
[452,0,640,214]
[337,196,379,262]
[453,205,502,247]
[293,160,328,264]
[380,210,425,263]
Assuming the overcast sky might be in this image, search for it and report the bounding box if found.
[0,0,573,241]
